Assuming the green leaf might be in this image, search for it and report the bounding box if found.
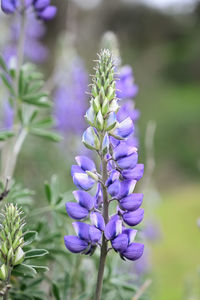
[30,265,49,273]
[0,54,8,72]
[30,128,61,142]
[13,264,37,277]
[52,283,61,300]
[18,69,25,97]
[44,181,52,204]
[25,249,48,260]
[22,96,52,108]
[0,131,15,141]
[0,73,15,95]
[32,117,54,129]
[24,231,38,246]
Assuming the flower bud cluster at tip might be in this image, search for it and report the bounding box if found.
[0,204,25,280]
[64,49,144,262]
[1,0,57,20]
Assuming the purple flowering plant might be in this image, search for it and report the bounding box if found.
[64,49,144,300]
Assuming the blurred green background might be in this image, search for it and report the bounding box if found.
[12,0,200,299]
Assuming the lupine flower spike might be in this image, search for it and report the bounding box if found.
[64,49,144,300]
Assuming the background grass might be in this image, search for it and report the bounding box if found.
[151,184,200,300]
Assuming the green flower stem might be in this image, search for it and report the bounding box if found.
[3,266,12,300]
[94,147,109,300]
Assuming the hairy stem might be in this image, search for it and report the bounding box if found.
[94,156,109,300]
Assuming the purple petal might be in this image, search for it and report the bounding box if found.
[117,180,136,199]
[112,233,128,252]
[72,222,90,242]
[89,226,102,244]
[114,117,134,139]
[123,228,137,244]
[71,165,84,177]
[37,5,57,20]
[34,0,50,10]
[123,208,144,226]
[113,142,137,160]
[90,212,105,231]
[73,190,94,211]
[75,156,96,172]
[122,164,144,180]
[119,193,143,211]
[65,202,89,220]
[1,0,16,13]
[122,243,144,261]
[117,152,138,170]
[106,170,120,187]
[72,173,95,191]
[104,216,122,240]
[95,183,103,208]
[64,235,88,253]
[107,180,120,197]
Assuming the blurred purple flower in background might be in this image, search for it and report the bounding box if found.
[3,13,48,64]
[54,57,88,136]
[116,65,138,100]
[1,0,57,20]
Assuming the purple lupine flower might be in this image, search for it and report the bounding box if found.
[64,50,144,268]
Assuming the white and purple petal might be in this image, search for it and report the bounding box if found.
[73,190,94,211]
[113,142,137,161]
[104,216,122,240]
[72,173,95,191]
[90,212,105,231]
[114,117,134,139]
[123,228,137,244]
[72,222,90,242]
[75,156,96,172]
[117,180,136,199]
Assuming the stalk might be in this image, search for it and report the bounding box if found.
[94,151,109,300]
[1,1,27,181]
